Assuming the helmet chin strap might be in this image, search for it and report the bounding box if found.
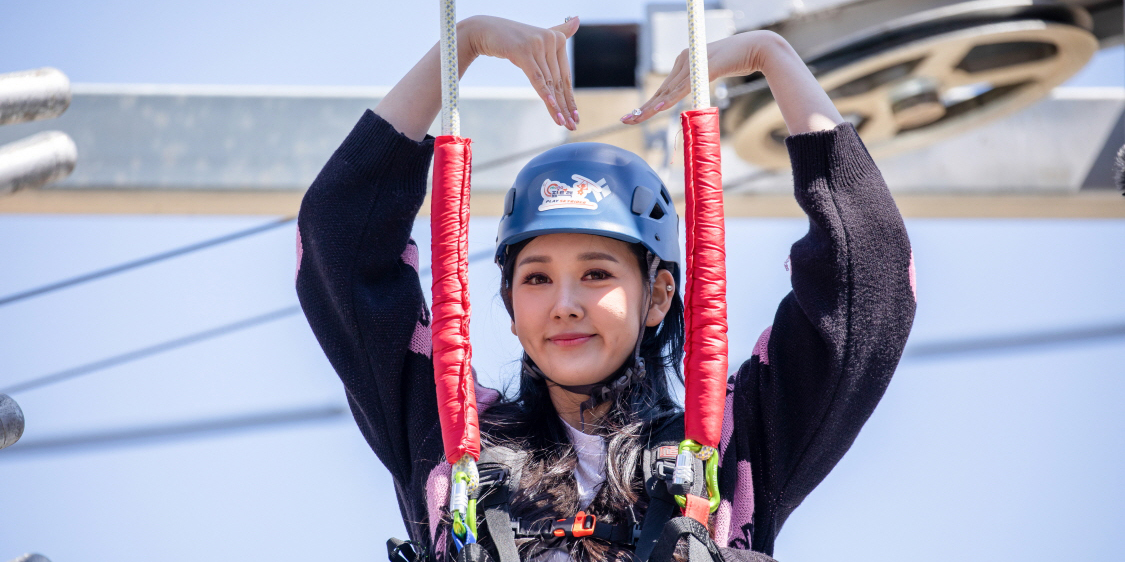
[522,254,662,429]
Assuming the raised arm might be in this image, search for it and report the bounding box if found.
[627,33,915,555]
[624,30,844,135]
[376,15,583,140]
[296,12,586,492]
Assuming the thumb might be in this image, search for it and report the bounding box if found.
[549,16,580,39]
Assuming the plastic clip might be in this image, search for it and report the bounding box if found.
[552,511,597,538]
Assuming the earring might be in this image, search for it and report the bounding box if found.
[666,285,674,292]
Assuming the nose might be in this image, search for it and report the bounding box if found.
[550,280,584,320]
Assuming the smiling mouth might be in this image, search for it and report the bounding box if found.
[549,334,595,347]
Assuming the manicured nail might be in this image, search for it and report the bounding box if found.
[557,112,565,126]
[621,113,632,122]
[547,94,557,109]
[568,117,576,129]
[654,101,665,111]
[572,110,580,123]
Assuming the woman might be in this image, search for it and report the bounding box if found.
[296,14,916,562]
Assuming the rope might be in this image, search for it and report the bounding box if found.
[685,0,710,110]
[439,0,460,136]
[1,305,302,395]
[679,0,727,469]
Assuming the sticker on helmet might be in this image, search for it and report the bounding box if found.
[539,174,612,211]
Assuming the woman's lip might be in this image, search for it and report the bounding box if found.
[548,334,595,347]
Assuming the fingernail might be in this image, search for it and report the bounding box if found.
[621,114,632,122]
[568,117,576,129]
[572,110,580,123]
[547,94,557,108]
[557,112,565,126]
[654,101,665,111]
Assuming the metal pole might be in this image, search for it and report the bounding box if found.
[0,131,78,194]
[0,68,71,126]
[1,393,25,450]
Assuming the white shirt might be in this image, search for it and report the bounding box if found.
[562,418,608,509]
[539,418,608,562]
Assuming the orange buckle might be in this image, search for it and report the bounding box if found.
[552,511,597,538]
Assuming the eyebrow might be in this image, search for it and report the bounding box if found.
[517,254,550,267]
[577,252,619,263]
[516,252,620,268]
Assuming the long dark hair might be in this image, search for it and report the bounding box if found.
[475,237,685,562]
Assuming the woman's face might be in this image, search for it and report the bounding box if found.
[510,233,673,388]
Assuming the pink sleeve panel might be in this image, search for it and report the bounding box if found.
[430,135,480,464]
[681,108,728,449]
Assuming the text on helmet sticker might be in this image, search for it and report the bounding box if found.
[538,174,611,211]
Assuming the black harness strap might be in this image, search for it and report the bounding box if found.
[477,447,526,562]
[512,512,637,543]
[484,506,520,562]
[648,517,724,562]
[455,543,495,562]
[634,495,676,561]
[635,415,688,562]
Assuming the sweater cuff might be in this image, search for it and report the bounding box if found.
[784,122,881,191]
[335,109,436,191]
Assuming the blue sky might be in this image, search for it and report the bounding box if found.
[1,0,1121,88]
[1,2,1124,561]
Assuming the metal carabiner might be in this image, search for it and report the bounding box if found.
[449,454,480,549]
[672,439,720,513]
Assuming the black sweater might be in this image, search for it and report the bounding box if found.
[296,109,916,558]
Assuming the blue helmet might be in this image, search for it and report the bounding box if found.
[495,142,679,266]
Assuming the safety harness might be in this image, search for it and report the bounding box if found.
[388,415,736,562]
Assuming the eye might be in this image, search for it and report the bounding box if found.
[583,269,613,281]
[522,272,549,285]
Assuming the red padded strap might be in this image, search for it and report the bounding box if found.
[683,494,711,528]
[681,108,727,450]
[431,135,480,463]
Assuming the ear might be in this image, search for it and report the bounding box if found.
[645,269,676,327]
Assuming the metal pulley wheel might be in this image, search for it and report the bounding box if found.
[722,16,1098,170]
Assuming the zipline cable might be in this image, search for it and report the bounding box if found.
[7,321,1122,457]
[0,404,347,458]
[0,248,495,396]
[0,306,302,395]
[0,216,296,308]
[903,321,1125,360]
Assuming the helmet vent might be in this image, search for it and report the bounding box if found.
[660,187,672,205]
[649,203,665,220]
[631,185,655,216]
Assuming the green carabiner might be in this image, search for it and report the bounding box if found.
[450,455,481,544]
[672,439,721,513]
[450,470,478,541]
